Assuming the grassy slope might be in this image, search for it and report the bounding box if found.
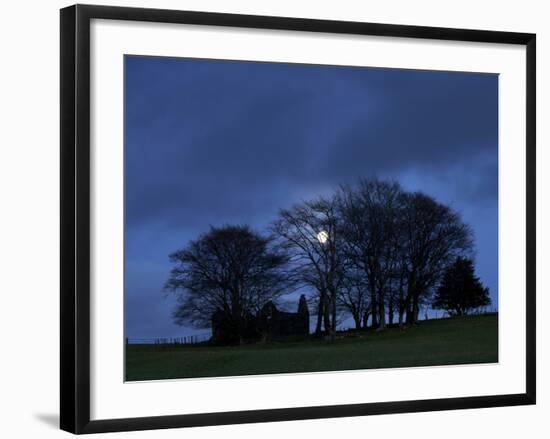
[126,314,498,381]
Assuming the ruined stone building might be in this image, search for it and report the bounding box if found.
[211,294,309,344]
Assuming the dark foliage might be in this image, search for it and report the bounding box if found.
[165,178,484,344]
[432,257,491,316]
[337,179,403,330]
[165,225,292,343]
[336,179,473,328]
[398,192,474,324]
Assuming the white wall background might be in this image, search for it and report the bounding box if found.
[0,0,547,437]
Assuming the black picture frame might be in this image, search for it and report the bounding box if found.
[60,4,536,434]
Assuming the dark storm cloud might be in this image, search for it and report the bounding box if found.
[124,56,498,338]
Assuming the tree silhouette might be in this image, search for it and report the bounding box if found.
[164,225,291,343]
[432,257,491,316]
[337,179,403,330]
[399,192,474,325]
[271,197,345,337]
[164,179,487,341]
[337,266,370,329]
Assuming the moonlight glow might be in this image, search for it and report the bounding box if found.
[316,230,329,244]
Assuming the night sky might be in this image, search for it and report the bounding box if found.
[124,56,498,339]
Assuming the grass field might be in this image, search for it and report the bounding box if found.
[125,314,498,381]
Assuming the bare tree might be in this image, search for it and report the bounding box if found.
[164,225,291,343]
[338,179,403,331]
[337,267,370,329]
[271,197,345,337]
[399,192,474,325]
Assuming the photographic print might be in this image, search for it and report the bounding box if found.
[124,56,498,382]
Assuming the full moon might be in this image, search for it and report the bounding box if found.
[316,230,329,244]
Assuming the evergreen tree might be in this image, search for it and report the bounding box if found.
[432,257,490,316]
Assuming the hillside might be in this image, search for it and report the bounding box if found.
[126,314,498,381]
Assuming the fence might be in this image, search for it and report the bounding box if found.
[126,333,211,346]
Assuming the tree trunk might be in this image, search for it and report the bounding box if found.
[398,297,406,328]
[388,298,394,326]
[377,289,386,331]
[377,303,386,330]
[362,311,370,329]
[330,290,337,335]
[398,269,405,328]
[412,297,420,325]
[231,294,243,343]
[353,313,361,330]
[405,306,413,325]
[323,297,331,333]
[405,292,414,325]
[371,297,378,329]
[314,294,324,336]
